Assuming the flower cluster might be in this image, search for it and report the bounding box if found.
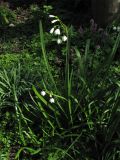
[113,26,120,32]
[40,90,55,103]
[48,14,67,44]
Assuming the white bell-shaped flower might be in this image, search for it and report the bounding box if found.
[54,29,61,35]
[51,19,58,23]
[57,38,62,44]
[49,98,55,103]
[49,15,55,18]
[50,27,55,34]
[41,91,46,96]
[62,35,67,41]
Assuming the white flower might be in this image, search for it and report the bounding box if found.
[49,15,55,18]
[62,35,67,41]
[113,26,117,31]
[57,38,62,44]
[54,28,60,35]
[41,91,46,96]
[50,27,55,34]
[117,26,120,32]
[49,98,55,103]
[51,19,58,23]
[9,23,15,27]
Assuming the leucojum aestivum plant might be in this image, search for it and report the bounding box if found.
[16,15,120,159]
[32,19,73,131]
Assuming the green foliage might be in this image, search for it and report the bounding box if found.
[0,54,44,157]
[0,6,120,159]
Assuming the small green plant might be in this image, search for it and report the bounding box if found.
[0,2,16,27]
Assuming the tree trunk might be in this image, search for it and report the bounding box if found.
[92,0,120,26]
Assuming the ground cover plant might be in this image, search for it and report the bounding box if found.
[0,1,120,160]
